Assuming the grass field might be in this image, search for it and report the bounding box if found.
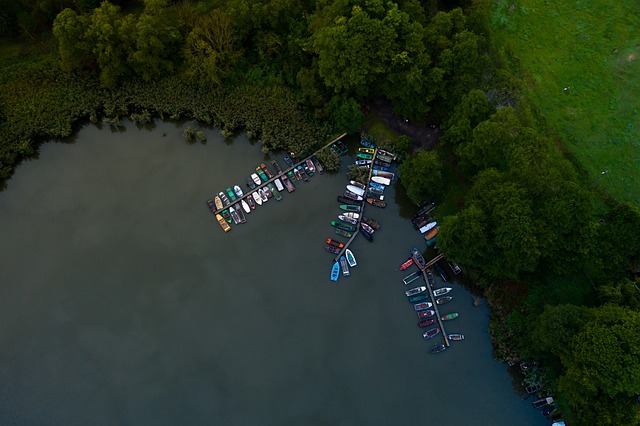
[490,0,640,206]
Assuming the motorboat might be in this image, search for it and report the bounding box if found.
[417,309,435,318]
[229,206,240,225]
[423,328,440,339]
[436,296,453,305]
[281,174,295,192]
[360,222,374,234]
[247,196,256,209]
[271,160,283,174]
[344,190,364,201]
[405,286,427,297]
[433,287,453,297]
[260,163,274,179]
[359,228,373,242]
[346,185,365,197]
[349,180,367,190]
[414,303,432,311]
[246,177,256,190]
[371,176,391,186]
[345,249,357,267]
[338,215,358,225]
[252,191,263,206]
[366,198,386,208]
[214,196,223,211]
[448,334,465,341]
[430,344,447,354]
[226,187,237,201]
[233,185,244,198]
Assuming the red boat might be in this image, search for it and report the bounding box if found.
[327,238,344,248]
[418,318,437,328]
[417,309,435,318]
[400,258,414,270]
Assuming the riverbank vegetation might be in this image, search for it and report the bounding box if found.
[1,0,639,424]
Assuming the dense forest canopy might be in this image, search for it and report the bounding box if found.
[1,1,640,424]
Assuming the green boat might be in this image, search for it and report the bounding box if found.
[441,312,459,321]
[226,187,237,201]
[356,153,373,160]
[339,204,361,212]
[287,170,297,186]
[331,221,356,232]
[267,183,282,201]
[335,228,353,238]
[256,167,268,182]
[426,235,438,247]
[221,209,232,223]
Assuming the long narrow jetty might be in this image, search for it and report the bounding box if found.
[213,133,348,215]
[333,148,378,262]
[422,267,450,347]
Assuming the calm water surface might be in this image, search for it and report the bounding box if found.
[0,121,546,425]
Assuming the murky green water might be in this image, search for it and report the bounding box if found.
[0,121,546,425]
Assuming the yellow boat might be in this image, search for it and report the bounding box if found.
[216,214,231,232]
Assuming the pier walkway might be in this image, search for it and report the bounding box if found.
[333,148,378,262]
[422,267,450,347]
[213,133,347,215]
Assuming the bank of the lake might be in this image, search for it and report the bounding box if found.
[0,121,546,425]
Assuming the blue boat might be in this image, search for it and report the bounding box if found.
[360,138,375,149]
[284,156,294,167]
[369,182,385,191]
[331,261,340,282]
[373,165,389,171]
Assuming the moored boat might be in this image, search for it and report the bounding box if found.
[339,204,361,212]
[448,334,465,341]
[376,153,393,163]
[367,186,383,196]
[405,286,427,297]
[312,157,324,174]
[214,196,223,211]
[267,183,282,201]
[259,188,269,202]
[340,256,350,276]
[403,271,421,285]
[344,190,364,202]
[305,159,316,175]
[369,182,385,191]
[419,221,438,234]
[356,153,373,160]
[343,212,360,219]
[326,245,341,254]
[408,294,429,303]
[417,308,435,318]
[366,198,386,208]
[247,196,256,209]
[331,221,356,232]
[358,147,375,154]
[436,296,453,305]
[331,261,340,281]
[236,205,246,223]
[447,259,462,275]
[338,215,358,225]
[349,180,367,190]
[221,209,232,223]
[434,261,449,282]
[441,312,459,321]
[400,258,414,270]
[411,247,427,270]
[374,159,391,168]
[260,163,274,179]
[345,249,357,267]
[226,187,237,201]
[256,167,268,182]
[327,238,344,248]
[359,228,373,242]
[419,318,437,328]
[378,149,397,160]
[355,159,372,166]
[284,156,294,167]
[274,178,284,192]
[281,174,296,192]
[433,287,452,297]
[373,165,389,171]
[297,165,309,182]
[430,344,447,354]
[207,199,215,213]
[233,185,244,198]
[346,185,365,197]
[361,216,381,230]
[414,302,432,311]
[371,176,391,186]
[252,191,263,206]
[271,160,283,174]
[337,195,357,204]
[335,228,353,238]
[216,214,231,232]
[229,206,240,225]
[360,222,374,234]
[246,177,256,190]
[423,328,440,339]
[360,137,375,148]
[372,170,395,179]
[251,173,261,186]
[241,199,251,214]
[424,226,439,241]
[219,191,230,207]
[293,167,303,181]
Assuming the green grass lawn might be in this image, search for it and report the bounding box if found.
[490,0,640,206]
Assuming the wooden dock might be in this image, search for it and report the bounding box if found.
[421,266,450,347]
[213,133,347,215]
[333,148,378,262]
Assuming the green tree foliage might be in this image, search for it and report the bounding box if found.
[327,95,363,133]
[184,9,242,86]
[399,150,444,205]
[598,277,640,310]
[53,8,93,72]
[443,89,494,146]
[438,204,488,268]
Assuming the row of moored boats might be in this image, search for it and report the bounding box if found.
[207,156,324,232]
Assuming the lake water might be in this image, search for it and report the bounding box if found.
[0,121,546,425]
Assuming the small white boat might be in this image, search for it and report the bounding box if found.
[274,178,284,192]
[360,222,374,234]
[371,176,391,186]
[433,287,452,297]
[252,191,263,206]
[233,185,244,198]
[346,185,365,196]
[355,159,372,166]
[448,334,465,341]
[241,199,251,214]
[339,214,358,225]
[405,286,427,297]
[251,173,261,186]
[343,212,360,219]
[419,222,437,234]
[345,249,357,267]
[259,188,269,202]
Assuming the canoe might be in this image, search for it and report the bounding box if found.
[400,258,414,270]
[419,221,437,234]
[339,204,361,212]
[372,170,395,179]
[448,334,465,341]
[360,222,374,234]
[340,256,350,276]
[411,247,427,270]
[414,303,432,311]
[271,160,283,174]
[274,178,284,192]
[216,214,231,232]
[221,209,232,223]
[403,271,421,285]
[359,147,375,154]
[360,228,373,242]
[331,221,356,232]
[346,185,365,196]
[436,296,453,305]
[430,344,447,354]
[331,261,340,282]
[441,312,459,321]
[281,174,295,192]
[417,308,435,318]
[423,328,440,339]
[349,180,367,190]
[344,190,363,202]
[408,294,429,303]
[366,198,386,208]
[267,183,282,201]
[371,176,391,186]
[334,228,353,238]
[252,191,263,206]
[356,153,373,160]
[326,245,341,254]
[312,157,324,174]
[418,318,437,328]
[260,163,274,179]
[327,238,344,248]
[361,216,381,230]
[235,205,246,224]
[305,159,316,175]
[219,191,230,207]
[229,206,240,225]
[241,199,251,214]
[284,156,294,167]
[405,286,427,297]
[256,167,268,182]
[433,287,452,297]
[338,215,358,225]
[226,187,237,201]
[345,249,357,267]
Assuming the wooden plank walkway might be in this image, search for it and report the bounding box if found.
[213,133,348,215]
[424,253,444,269]
[422,267,450,347]
[333,148,378,262]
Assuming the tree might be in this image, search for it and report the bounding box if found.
[53,8,93,72]
[438,204,489,270]
[443,89,494,146]
[327,95,364,133]
[399,150,444,204]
